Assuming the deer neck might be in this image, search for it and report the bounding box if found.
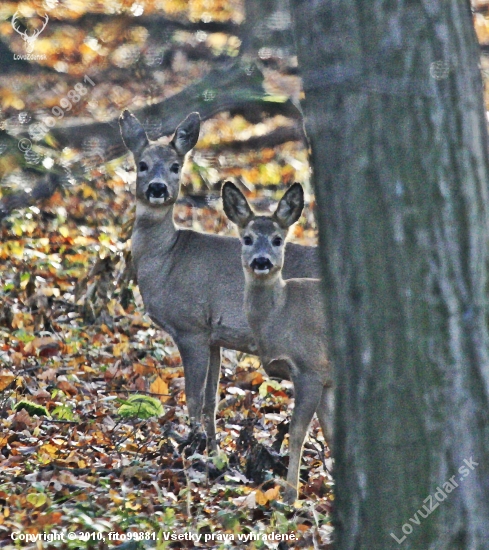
[132,201,179,264]
[244,272,286,328]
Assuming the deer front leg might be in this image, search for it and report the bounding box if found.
[203,345,221,453]
[176,333,210,433]
[284,374,323,504]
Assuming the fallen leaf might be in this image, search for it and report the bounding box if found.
[27,493,47,508]
[0,372,15,392]
[264,485,280,501]
[150,376,170,402]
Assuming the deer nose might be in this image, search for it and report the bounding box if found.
[251,257,273,272]
[146,182,168,200]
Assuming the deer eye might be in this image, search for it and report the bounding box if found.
[139,161,148,172]
[243,235,253,246]
[272,236,282,247]
[170,163,180,174]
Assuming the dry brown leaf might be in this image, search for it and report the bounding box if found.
[150,376,170,402]
[24,337,60,357]
[38,369,57,382]
[57,380,78,395]
[133,363,154,376]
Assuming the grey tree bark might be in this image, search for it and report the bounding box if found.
[290,1,489,548]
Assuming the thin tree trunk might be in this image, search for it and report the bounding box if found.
[290,1,489,548]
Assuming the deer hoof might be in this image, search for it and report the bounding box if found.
[180,424,207,456]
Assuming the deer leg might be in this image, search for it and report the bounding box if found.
[203,345,221,453]
[316,385,334,450]
[284,374,323,504]
[176,333,210,433]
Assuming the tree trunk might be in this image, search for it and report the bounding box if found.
[242,0,295,60]
[290,1,489,548]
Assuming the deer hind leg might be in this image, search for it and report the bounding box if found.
[316,385,334,451]
[284,373,323,504]
[203,345,221,453]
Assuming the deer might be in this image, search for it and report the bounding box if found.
[222,181,332,504]
[118,110,320,453]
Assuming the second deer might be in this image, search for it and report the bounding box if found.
[222,181,333,504]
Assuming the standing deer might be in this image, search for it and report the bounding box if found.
[119,110,320,451]
[222,181,332,503]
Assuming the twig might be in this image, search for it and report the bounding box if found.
[99,389,172,397]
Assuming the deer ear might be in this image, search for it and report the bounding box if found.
[119,110,149,157]
[274,183,304,228]
[171,112,200,156]
[222,182,254,228]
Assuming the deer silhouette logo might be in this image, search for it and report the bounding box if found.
[11,12,49,54]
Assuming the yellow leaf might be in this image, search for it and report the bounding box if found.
[39,443,59,457]
[7,240,24,258]
[264,485,280,501]
[113,342,130,356]
[82,184,97,199]
[125,501,141,510]
[27,493,47,508]
[0,373,15,392]
[150,376,170,403]
[109,489,124,505]
[255,490,268,506]
[107,299,125,317]
[59,226,70,238]
[11,312,33,329]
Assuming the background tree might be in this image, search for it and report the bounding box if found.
[290,0,489,548]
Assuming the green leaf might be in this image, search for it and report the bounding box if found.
[118,395,164,419]
[211,451,229,471]
[258,379,283,397]
[51,405,75,421]
[27,492,47,508]
[13,400,49,417]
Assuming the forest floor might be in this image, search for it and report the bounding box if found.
[0,110,333,549]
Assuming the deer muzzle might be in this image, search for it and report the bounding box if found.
[250,257,273,275]
[146,182,169,203]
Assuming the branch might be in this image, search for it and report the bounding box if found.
[0,172,62,222]
[40,62,302,161]
[49,12,242,36]
[209,122,305,153]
